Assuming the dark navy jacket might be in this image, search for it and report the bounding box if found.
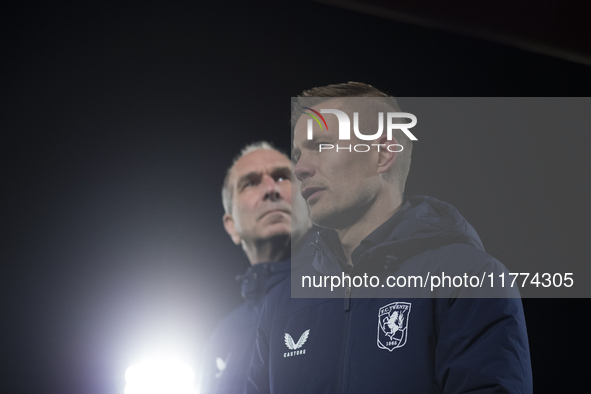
[247,196,533,394]
[199,259,291,394]
[199,232,315,394]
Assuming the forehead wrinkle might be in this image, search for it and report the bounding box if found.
[235,164,291,185]
[232,149,289,178]
[236,170,261,185]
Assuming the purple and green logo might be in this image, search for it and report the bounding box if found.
[303,107,329,138]
[301,107,417,152]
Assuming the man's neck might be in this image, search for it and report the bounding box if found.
[243,235,291,265]
[336,190,402,268]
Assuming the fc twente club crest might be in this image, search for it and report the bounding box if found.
[377,302,411,351]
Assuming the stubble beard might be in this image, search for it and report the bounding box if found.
[309,187,377,231]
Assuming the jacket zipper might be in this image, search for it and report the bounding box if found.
[344,282,351,311]
[336,284,351,394]
[337,256,370,393]
[315,234,353,393]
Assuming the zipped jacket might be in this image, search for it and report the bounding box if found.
[246,196,533,394]
[199,231,315,394]
[199,259,291,394]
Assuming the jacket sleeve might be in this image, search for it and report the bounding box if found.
[245,297,272,394]
[198,331,221,394]
[435,297,533,394]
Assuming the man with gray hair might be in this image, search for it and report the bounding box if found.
[199,142,311,394]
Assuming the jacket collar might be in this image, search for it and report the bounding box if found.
[310,195,485,275]
[237,258,291,301]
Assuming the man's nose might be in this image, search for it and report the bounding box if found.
[263,176,282,201]
[293,155,315,182]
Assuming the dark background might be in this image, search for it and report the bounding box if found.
[2,1,590,393]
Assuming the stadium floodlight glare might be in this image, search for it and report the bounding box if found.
[124,357,195,394]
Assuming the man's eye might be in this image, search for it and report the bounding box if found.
[277,176,290,182]
[243,181,255,188]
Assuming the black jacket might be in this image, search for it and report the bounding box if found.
[247,196,533,393]
[199,231,315,394]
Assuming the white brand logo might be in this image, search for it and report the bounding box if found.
[283,329,310,358]
[215,357,226,378]
[377,302,411,351]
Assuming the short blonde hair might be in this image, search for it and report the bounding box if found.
[292,82,413,194]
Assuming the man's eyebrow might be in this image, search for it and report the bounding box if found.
[236,166,291,186]
[236,171,261,186]
[271,166,291,174]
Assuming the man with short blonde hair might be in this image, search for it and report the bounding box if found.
[247,82,532,394]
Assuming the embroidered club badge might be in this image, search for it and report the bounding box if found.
[377,302,411,351]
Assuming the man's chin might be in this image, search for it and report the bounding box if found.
[309,212,332,229]
[309,203,332,226]
[309,206,348,229]
[260,223,291,239]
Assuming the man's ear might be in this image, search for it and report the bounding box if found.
[376,135,398,175]
[223,213,242,245]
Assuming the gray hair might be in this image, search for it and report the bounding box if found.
[291,82,413,194]
[222,141,285,215]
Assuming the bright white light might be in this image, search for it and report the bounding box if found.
[125,357,195,394]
